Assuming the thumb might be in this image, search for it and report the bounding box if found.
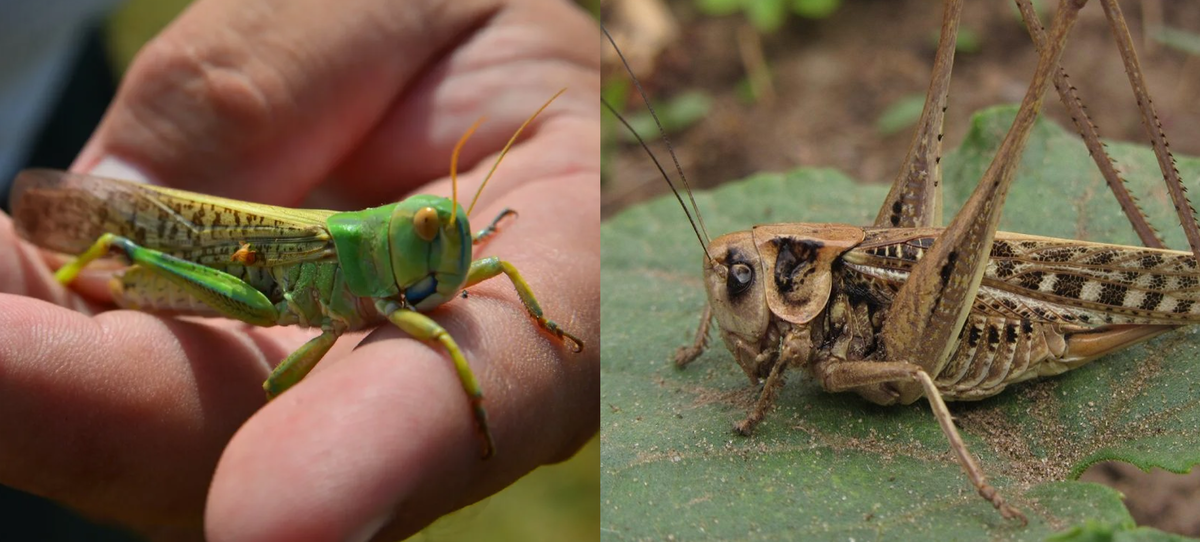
[73,0,498,205]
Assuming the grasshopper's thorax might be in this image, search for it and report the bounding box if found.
[328,195,471,311]
[703,224,865,381]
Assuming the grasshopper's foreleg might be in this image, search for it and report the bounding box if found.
[814,359,1026,525]
[472,208,518,246]
[465,257,584,353]
[673,303,713,367]
[375,299,494,459]
[264,330,340,399]
[58,233,278,326]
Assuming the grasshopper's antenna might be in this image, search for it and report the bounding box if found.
[602,98,712,263]
[601,24,711,247]
[465,88,568,219]
[449,117,485,228]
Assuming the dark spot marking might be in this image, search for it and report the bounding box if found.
[968,326,982,348]
[1052,274,1085,299]
[1098,283,1128,307]
[987,326,1000,347]
[1174,299,1194,314]
[1018,271,1045,291]
[1141,291,1164,311]
[940,251,958,284]
[772,237,823,297]
[994,260,1017,278]
[1140,253,1165,269]
[991,241,1015,258]
[1021,319,1033,334]
[1086,250,1116,265]
[1004,323,1018,343]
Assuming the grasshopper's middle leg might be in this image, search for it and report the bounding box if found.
[466,257,584,352]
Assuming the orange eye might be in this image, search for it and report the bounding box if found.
[414,206,440,241]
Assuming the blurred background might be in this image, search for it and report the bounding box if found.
[602,0,1200,536]
[1,0,600,540]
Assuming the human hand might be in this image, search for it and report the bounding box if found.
[0,0,598,539]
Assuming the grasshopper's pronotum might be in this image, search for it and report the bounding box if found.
[606,0,1199,523]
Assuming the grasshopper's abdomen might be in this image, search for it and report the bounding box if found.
[838,228,1200,402]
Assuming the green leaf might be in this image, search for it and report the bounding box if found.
[1153,26,1200,57]
[745,0,789,34]
[876,93,928,136]
[790,0,841,20]
[622,91,714,142]
[694,0,743,17]
[601,106,1200,540]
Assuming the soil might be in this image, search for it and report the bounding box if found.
[603,0,1200,535]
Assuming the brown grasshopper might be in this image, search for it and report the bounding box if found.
[605,0,1200,524]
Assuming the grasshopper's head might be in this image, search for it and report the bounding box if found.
[387,195,472,309]
[326,197,470,310]
[704,224,864,379]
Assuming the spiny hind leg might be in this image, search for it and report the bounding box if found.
[377,300,494,459]
[60,233,278,326]
[873,0,963,229]
[1096,0,1200,258]
[465,256,583,352]
[1014,0,1164,249]
[880,1,1086,398]
[814,359,1026,524]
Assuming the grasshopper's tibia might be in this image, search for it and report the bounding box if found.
[466,257,584,353]
[376,299,494,459]
[57,233,279,327]
[814,359,1025,524]
[264,330,340,399]
[472,209,518,246]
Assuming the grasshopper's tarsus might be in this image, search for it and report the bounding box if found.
[466,257,585,353]
[379,299,495,459]
[473,208,518,245]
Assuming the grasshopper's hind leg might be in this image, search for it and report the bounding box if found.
[873,0,963,230]
[814,359,1026,524]
[465,257,584,352]
[59,233,279,326]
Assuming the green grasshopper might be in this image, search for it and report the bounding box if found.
[607,0,1200,523]
[10,90,582,460]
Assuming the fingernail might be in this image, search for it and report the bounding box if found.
[87,156,156,184]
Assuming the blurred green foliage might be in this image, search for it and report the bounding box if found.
[695,0,842,34]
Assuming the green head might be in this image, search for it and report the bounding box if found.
[326,88,565,309]
[328,196,471,310]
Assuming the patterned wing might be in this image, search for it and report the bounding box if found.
[11,169,338,267]
[848,228,1200,326]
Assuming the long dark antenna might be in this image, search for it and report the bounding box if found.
[602,98,712,262]
[602,24,711,247]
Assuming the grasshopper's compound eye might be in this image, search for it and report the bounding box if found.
[728,262,754,297]
[414,206,440,241]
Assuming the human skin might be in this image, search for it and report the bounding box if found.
[0,0,599,540]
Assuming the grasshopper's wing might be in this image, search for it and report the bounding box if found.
[11,169,337,267]
[852,228,1200,326]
